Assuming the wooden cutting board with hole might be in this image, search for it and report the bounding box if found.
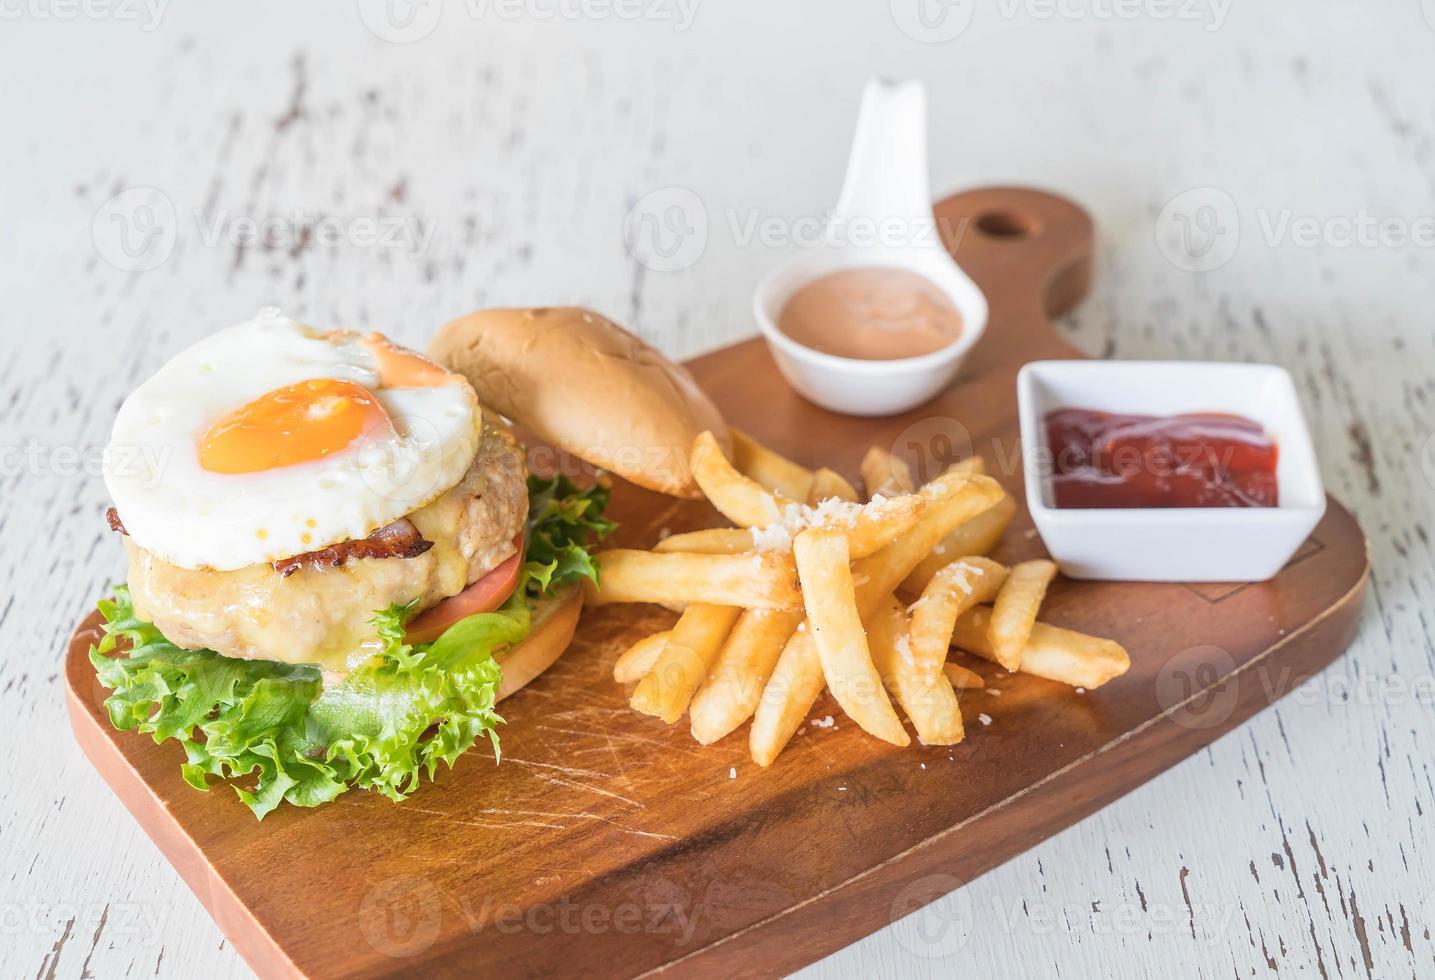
[65,187,1370,979]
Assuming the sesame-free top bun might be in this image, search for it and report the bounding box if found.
[430,307,729,498]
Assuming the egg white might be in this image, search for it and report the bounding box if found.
[103,309,481,571]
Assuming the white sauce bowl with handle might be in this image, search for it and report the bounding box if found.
[754,78,988,417]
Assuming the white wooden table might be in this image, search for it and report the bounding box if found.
[4,3,1433,977]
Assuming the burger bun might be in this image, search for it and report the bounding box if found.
[494,585,583,702]
[430,307,729,498]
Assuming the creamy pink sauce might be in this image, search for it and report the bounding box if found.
[777,266,963,360]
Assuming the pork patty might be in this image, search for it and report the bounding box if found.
[124,421,528,674]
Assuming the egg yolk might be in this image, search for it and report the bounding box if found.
[198,378,393,474]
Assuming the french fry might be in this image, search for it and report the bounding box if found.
[631,604,742,723]
[951,606,1130,688]
[907,557,1008,680]
[691,430,796,527]
[987,559,1058,670]
[861,446,915,499]
[653,497,920,561]
[654,528,754,555]
[903,494,1017,594]
[744,475,1007,764]
[940,456,986,478]
[613,630,671,684]
[809,466,859,504]
[587,550,802,610]
[943,662,985,690]
[750,628,826,767]
[822,493,925,560]
[793,528,909,746]
[867,594,963,745]
[731,428,815,501]
[851,474,1007,616]
[689,609,803,745]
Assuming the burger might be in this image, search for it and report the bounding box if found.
[91,306,726,817]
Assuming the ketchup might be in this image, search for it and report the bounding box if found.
[1044,409,1278,508]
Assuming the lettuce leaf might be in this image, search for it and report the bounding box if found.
[91,586,524,818]
[521,474,615,599]
[90,473,613,819]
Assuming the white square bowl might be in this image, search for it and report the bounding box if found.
[1016,360,1326,582]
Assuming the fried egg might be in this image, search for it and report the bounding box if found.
[104,309,481,571]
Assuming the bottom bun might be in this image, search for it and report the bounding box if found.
[493,585,583,701]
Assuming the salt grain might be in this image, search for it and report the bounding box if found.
[811,715,836,729]
[747,494,911,553]
[749,521,793,552]
[728,767,736,780]
[949,561,978,595]
[978,713,993,726]
[894,633,915,666]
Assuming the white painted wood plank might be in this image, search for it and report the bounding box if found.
[2,3,1432,977]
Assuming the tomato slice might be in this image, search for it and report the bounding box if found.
[404,536,524,645]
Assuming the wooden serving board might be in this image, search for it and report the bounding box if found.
[65,188,1370,979]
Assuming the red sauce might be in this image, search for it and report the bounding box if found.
[1044,409,1278,508]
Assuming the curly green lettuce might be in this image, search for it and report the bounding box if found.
[521,474,615,599]
[90,474,614,819]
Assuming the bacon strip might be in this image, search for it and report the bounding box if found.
[106,507,128,535]
[105,506,433,576]
[271,518,434,578]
